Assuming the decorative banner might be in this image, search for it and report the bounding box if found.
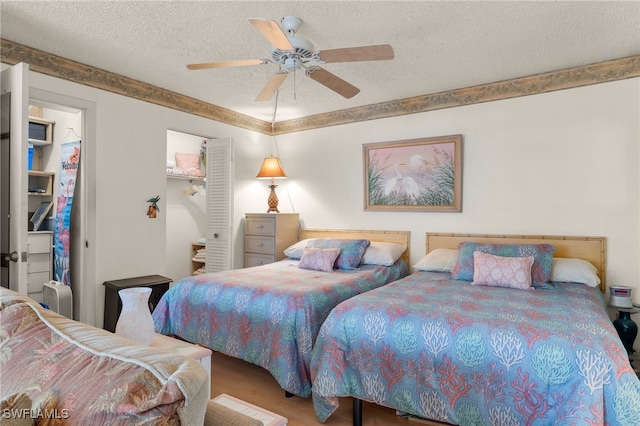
[54,141,81,285]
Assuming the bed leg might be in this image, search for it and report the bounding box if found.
[353,398,362,426]
[284,391,294,398]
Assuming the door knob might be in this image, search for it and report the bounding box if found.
[3,251,18,263]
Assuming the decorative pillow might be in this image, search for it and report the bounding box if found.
[283,239,315,259]
[550,257,600,287]
[451,242,555,285]
[307,239,370,270]
[413,248,458,272]
[361,242,406,266]
[175,152,204,177]
[472,251,535,290]
[298,247,341,272]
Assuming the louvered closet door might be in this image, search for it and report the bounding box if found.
[205,138,234,272]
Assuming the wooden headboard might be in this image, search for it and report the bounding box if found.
[300,229,410,266]
[426,233,606,292]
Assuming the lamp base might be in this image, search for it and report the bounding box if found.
[266,184,280,213]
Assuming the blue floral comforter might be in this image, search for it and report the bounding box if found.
[152,259,408,397]
[311,271,640,425]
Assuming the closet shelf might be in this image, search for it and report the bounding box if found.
[191,242,206,275]
[28,171,55,196]
[166,174,205,183]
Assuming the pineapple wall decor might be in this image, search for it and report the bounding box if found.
[147,196,160,218]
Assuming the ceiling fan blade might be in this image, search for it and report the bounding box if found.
[317,44,394,63]
[249,18,294,51]
[255,72,289,102]
[187,59,267,70]
[306,67,360,99]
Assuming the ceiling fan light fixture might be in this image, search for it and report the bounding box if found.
[284,57,302,70]
[186,15,395,101]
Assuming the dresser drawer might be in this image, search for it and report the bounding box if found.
[245,235,275,255]
[28,233,52,254]
[245,253,275,268]
[28,272,50,293]
[28,253,51,273]
[246,217,275,236]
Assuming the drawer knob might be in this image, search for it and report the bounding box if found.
[257,225,264,229]
[257,243,264,247]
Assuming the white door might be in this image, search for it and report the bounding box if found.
[205,137,233,272]
[0,63,29,293]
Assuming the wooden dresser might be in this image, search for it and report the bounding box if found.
[244,213,299,267]
[26,231,53,303]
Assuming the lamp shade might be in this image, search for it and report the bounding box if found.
[256,156,287,179]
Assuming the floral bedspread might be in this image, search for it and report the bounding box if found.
[153,259,408,397]
[1,288,207,425]
[311,271,640,425]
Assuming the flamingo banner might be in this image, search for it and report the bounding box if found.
[54,141,81,285]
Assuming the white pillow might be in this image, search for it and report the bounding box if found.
[283,239,315,259]
[361,242,406,266]
[550,258,601,287]
[413,248,458,272]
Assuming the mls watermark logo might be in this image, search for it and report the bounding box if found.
[2,407,70,420]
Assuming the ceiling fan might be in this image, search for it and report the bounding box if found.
[186,16,394,101]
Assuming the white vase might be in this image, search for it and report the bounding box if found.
[115,287,155,345]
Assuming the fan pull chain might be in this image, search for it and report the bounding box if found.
[293,67,297,100]
[271,90,278,134]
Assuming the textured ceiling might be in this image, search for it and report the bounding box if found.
[1,1,639,122]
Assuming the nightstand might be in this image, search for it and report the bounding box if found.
[103,275,172,332]
[244,213,299,267]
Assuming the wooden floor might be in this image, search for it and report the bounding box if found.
[210,352,444,426]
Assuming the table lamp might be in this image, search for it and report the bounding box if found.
[256,156,287,213]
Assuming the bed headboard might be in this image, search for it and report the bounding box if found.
[426,233,606,292]
[299,228,410,267]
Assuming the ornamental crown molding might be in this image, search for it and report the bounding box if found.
[2,39,639,136]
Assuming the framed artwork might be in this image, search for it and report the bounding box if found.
[363,134,462,212]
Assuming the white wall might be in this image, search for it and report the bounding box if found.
[18,66,640,351]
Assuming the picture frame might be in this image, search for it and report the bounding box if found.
[363,134,462,212]
[30,201,53,231]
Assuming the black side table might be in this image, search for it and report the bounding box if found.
[103,274,172,332]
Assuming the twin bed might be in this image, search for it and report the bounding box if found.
[153,230,640,426]
[311,233,640,425]
[152,228,410,398]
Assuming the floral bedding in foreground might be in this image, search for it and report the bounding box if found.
[1,297,193,425]
[311,271,640,425]
[153,259,408,397]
